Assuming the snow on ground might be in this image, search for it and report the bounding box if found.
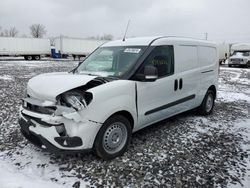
[230,119,250,188]
[0,159,65,188]
[0,75,13,80]
[0,62,249,187]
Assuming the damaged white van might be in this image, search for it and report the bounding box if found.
[19,37,218,159]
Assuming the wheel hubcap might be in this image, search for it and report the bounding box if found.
[206,94,214,112]
[103,122,127,154]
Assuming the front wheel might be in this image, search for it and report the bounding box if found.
[94,115,132,160]
[197,90,215,115]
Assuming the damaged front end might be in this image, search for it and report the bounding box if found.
[19,77,112,153]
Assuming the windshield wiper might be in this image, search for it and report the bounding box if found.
[77,72,99,76]
[69,67,78,74]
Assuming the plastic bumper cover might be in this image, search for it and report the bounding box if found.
[18,106,102,154]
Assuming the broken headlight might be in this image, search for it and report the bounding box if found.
[60,91,92,111]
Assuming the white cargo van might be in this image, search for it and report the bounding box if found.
[19,37,218,159]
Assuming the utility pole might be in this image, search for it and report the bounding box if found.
[205,32,208,40]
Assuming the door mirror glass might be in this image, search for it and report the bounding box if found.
[144,65,158,81]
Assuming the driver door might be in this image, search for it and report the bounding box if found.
[136,45,180,129]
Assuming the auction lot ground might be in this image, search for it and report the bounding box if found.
[0,60,249,188]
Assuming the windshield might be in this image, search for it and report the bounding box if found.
[232,51,250,56]
[75,46,146,77]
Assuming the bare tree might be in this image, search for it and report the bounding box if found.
[30,24,46,38]
[88,34,113,41]
[8,27,18,37]
[0,26,18,37]
[100,34,113,40]
[49,36,56,46]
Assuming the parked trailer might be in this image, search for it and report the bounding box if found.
[0,37,51,60]
[53,36,107,59]
[217,43,230,64]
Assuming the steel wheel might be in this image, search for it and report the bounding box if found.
[34,55,40,60]
[197,89,215,115]
[205,93,214,113]
[102,122,128,154]
[27,56,33,60]
[94,114,132,160]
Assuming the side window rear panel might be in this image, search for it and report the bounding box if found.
[198,46,217,66]
[174,45,198,73]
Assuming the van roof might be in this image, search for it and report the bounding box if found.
[102,36,217,47]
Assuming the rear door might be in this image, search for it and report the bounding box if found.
[173,45,201,110]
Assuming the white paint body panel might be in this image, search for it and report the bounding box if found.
[217,43,230,60]
[0,37,50,55]
[54,36,107,55]
[21,36,218,151]
[27,72,97,101]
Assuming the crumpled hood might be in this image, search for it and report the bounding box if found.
[27,72,97,101]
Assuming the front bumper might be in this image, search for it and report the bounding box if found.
[19,117,91,154]
[228,60,249,66]
[19,105,102,154]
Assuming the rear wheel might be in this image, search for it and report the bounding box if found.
[94,115,132,160]
[198,90,215,115]
[34,55,40,60]
[26,55,33,61]
[243,63,250,68]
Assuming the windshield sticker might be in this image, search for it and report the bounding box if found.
[124,48,141,53]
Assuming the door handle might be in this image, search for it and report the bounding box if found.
[179,78,183,90]
[174,79,178,91]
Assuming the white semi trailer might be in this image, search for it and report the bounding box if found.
[53,36,107,59]
[217,42,230,64]
[0,37,51,60]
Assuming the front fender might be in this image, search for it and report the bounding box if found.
[79,80,137,125]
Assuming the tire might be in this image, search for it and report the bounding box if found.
[197,90,215,115]
[228,64,232,67]
[34,55,40,60]
[26,55,33,61]
[247,61,250,68]
[94,115,132,160]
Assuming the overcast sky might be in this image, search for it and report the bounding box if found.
[0,0,250,43]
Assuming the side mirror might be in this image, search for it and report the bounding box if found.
[136,65,158,81]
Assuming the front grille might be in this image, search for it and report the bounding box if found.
[23,102,56,115]
[230,58,243,64]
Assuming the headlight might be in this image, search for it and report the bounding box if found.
[62,91,87,111]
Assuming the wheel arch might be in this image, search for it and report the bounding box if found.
[208,85,217,98]
[107,110,135,130]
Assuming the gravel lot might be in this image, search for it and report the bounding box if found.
[0,60,249,188]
